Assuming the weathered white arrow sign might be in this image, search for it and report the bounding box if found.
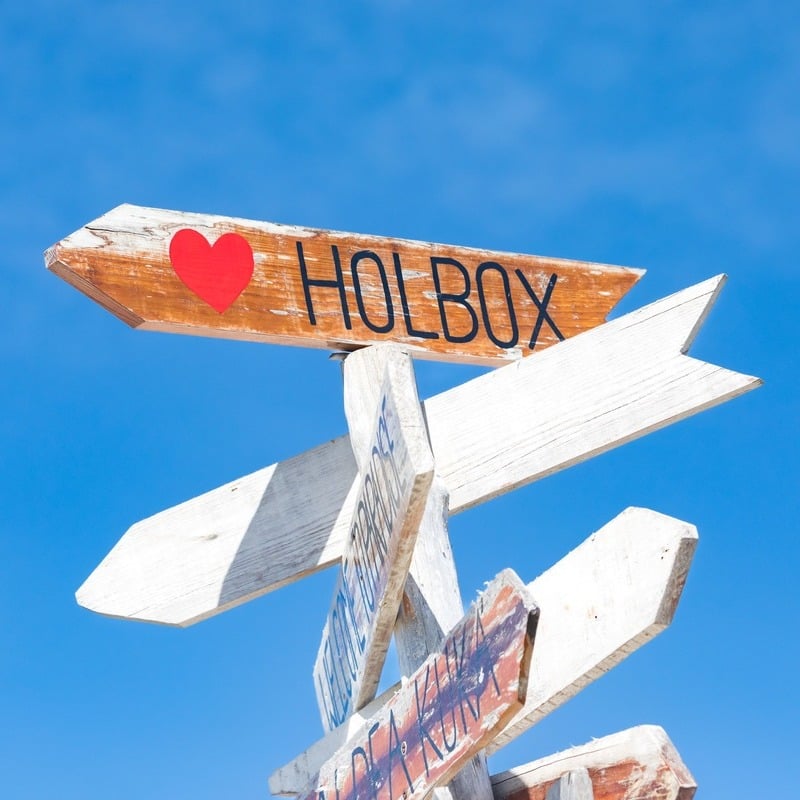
[268,506,697,795]
[314,349,433,731]
[297,569,538,800]
[490,725,696,800]
[77,276,758,626]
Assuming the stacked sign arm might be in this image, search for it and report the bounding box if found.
[269,506,698,795]
[490,725,696,800]
[76,275,759,628]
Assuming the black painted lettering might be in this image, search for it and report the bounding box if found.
[515,271,564,350]
[340,567,367,655]
[322,639,346,727]
[476,261,519,348]
[431,256,479,343]
[392,252,439,339]
[335,591,359,678]
[388,709,414,797]
[355,500,381,606]
[297,242,351,329]
[433,656,457,752]
[351,250,395,334]
[371,446,399,525]
[317,650,338,730]
[364,469,391,539]
[350,746,373,800]
[475,603,502,698]
[352,518,376,613]
[453,625,480,731]
[330,607,355,694]
[362,475,389,566]
[414,663,443,775]
[365,722,381,800]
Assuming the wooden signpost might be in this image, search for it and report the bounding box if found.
[314,349,434,730]
[45,204,643,365]
[48,204,762,799]
[75,276,759,627]
[299,570,537,800]
[269,506,698,795]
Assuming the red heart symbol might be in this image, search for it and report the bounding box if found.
[169,229,254,313]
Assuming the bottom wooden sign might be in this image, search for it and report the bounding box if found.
[490,725,696,800]
[297,569,538,800]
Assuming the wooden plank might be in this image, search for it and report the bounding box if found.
[395,484,495,800]
[314,349,434,730]
[296,569,538,800]
[544,769,593,800]
[490,725,696,800]
[343,343,494,800]
[268,507,697,795]
[46,204,642,366]
[76,276,758,626]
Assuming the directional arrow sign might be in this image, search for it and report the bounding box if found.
[314,349,433,731]
[45,204,642,366]
[490,725,696,800]
[269,506,697,795]
[298,569,538,800]
[76,276,760,626]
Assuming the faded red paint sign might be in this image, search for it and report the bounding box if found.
[300,569,538,800]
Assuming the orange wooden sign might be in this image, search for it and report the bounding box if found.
[299,569,538,800]
[46,204,643,365]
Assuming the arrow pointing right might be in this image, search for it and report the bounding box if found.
[76,275,760,627]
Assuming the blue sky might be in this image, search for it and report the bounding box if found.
[1,2,797,798]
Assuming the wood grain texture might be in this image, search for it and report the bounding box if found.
[297,570,538,800]
[345,344,494,800]
[487,506,697,753]
[490,725,696,800]
[314,349,434,730]
[543,769,593,800]
[395,483,495,800]
[268,507,696,795]
[76,276,758,626]
[46,204,642,366]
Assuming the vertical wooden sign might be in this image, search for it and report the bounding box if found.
[300,569,538,800]
[314,349,434,731]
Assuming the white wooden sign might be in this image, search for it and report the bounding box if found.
[314,349,433,731]
[76,276,759,626]
[269,506,698,794]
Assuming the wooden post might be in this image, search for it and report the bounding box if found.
[544,769,593,800]
[343,344,494,800]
